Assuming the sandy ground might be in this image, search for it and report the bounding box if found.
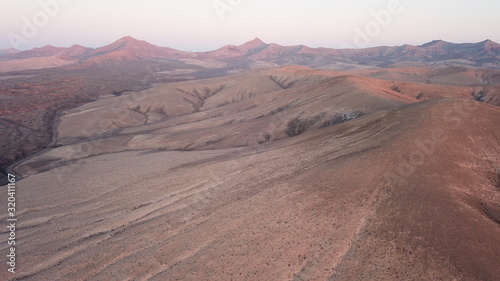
[1,99,499,280]
[0,56,77,73]
[11,66,415,177]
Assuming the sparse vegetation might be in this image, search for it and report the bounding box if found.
[223,119,240,125]
[130,105,143,113]
[112,89,130,96]
[269,75,299,89]
[286,116,310,136]
[263,133,272,142]
[205,137,224,146]
[216,101,231,108]
[178,84,227,112]
[285,113,325,136]
[473,90,487,102]
[230,90,257,103]
[130,106,150,116]
[152,106,168,116]
[321,110,364,128]
[392,85,401,93]
[492,167,500,188]
[269,104,292,115]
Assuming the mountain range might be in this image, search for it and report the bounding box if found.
[1,37,500,71]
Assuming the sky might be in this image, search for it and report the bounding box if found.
[1,0,499,51]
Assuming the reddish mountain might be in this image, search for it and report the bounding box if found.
[3,37,500,71]
[0,48,20,57]
[3,45,90,61]
[83,36,188,60]
[10,45,64,59]
[4,36,191,64]
[198,37,267,59]
[57,44,92,57]
[196,38,500,68]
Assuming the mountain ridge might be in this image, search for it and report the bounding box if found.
[2,37,499,68]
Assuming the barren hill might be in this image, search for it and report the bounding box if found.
[10,66,415,176]
[83,36,191,62]
[3,37,500,73]
[1,98,498,280]
[2,62,499,182]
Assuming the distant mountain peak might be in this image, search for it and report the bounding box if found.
[420,40,450,47]
[481,39,499,47]
[250,37,265,44]
[117,36,143,44]
[0,48,19,52]
[68,44,88,49]
[35,45,58,50]
[0,48,20,56]
[120,35,137,40]
[57,44,92,57]
[240,37,266,48]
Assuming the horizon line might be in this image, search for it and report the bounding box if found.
[2,36,498,53]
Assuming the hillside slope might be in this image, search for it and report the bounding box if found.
[1,99,499,280]
[10,66,415,176]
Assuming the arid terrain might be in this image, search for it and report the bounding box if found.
[0,38,499,280]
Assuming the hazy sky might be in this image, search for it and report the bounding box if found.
[2,0,499,51]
